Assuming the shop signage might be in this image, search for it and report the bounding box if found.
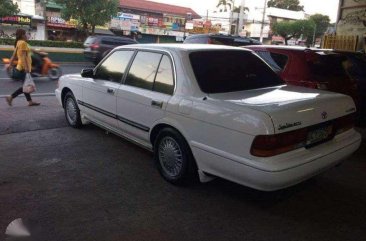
[0,16,31,25]
[46,16,76,28]
[141,16,162,27]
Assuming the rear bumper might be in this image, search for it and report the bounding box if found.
[192,129,361,191]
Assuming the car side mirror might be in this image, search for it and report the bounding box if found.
[81,68,94,78]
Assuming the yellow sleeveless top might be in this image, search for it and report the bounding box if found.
[16,40,32,71]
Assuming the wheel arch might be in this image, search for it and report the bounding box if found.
[150,122,190,149]
[61,87,73,108]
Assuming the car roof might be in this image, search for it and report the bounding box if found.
[244,45,321,51]
[116,43,254,52]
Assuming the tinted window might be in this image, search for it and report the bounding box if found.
[154,55,174,95]
[255,51,282,72]
[84,36,97,45]
[307,54,348,81]
[184,36,208,44]
[94,50,134,82]
[189,50,284,93]
[125,51,162,90]
[270,52,288,70]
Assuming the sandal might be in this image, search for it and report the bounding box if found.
[5,96,12,106]
[28,102,40,106]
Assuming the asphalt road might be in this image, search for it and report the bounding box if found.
[0,72,366,241]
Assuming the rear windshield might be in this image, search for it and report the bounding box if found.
[307,53,348,81]
[189,50,284,93]
[84,36,97,45]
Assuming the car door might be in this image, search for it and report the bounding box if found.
[82,50,134,130]
[116,51,175,142]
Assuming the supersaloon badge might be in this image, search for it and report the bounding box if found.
[321,111,328,120]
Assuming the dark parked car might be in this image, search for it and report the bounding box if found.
[245,45,364,124]
[83,35,138,64]
[183,34,262,46]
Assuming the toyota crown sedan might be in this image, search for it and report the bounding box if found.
[55,44,361,191]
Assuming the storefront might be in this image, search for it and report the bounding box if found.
[0,15,32,38]
[46,16,78,41]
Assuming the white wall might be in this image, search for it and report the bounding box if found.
[12,0,35,16]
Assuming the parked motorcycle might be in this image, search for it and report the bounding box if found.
[2,51,62,81]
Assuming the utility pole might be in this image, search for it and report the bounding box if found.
[259,0,268,43]
[237,0,246,36]
[312,23,317,47]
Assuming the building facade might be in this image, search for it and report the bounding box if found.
[337,0,366,51]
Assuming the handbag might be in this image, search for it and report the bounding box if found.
[22,73,36,94]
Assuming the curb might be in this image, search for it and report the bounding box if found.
[0,93,56,98]
[0,45,83,54]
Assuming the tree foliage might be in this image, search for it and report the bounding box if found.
[216,0,235,12]
[309,14,331,38]
[272,19,314,45]
[267,0,304,11]
[232,6,249,13]
[55,0,119,35]
[0,0,19,18]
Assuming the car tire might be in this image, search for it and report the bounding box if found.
[64,92,82,128]
[48,67,62,80]
[154,128,197,185]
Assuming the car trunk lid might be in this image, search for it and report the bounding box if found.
[208,85,356,134]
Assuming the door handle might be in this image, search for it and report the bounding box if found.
[107,88,115,94]
[151,100,163,109]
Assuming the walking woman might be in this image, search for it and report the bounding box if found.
[6,29,40,106]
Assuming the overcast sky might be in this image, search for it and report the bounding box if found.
[152,0,340,22]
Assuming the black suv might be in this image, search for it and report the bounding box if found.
[183,34,262,46]
[83,35,138,64]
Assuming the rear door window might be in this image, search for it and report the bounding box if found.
[189,50,284,93]
[124,51,163,90]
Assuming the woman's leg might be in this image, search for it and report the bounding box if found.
[6,70,39,106]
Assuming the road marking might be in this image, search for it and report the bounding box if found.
[0,78,11,80]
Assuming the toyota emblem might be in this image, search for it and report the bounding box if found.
[321,111,328,120]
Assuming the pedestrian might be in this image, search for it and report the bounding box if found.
[5,29,40,107]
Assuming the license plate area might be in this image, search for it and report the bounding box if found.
[306,123,334,148]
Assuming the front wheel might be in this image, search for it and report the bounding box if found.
[48,67,62,80]
[154,128,197,185]
[64,92,82,128]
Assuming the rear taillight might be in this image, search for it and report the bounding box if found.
[90,43,99,50]
[251,128,307,157]
[316,83,328,90]
[250,114,355,157]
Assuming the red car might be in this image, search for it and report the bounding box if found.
[245,45,362,123]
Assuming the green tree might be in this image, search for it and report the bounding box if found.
[267,0,304,11]
[232,6,249,13]
[216,0,235,12]
[0,0,19,18]
[272,19,314,45]
[309,14,331,38]
[56,0,119,35]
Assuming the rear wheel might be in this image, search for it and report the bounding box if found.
[48,67,62,80]
[154,128,197,185]
[64,92,82,128]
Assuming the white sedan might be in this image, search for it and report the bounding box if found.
[55,44,361,191]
